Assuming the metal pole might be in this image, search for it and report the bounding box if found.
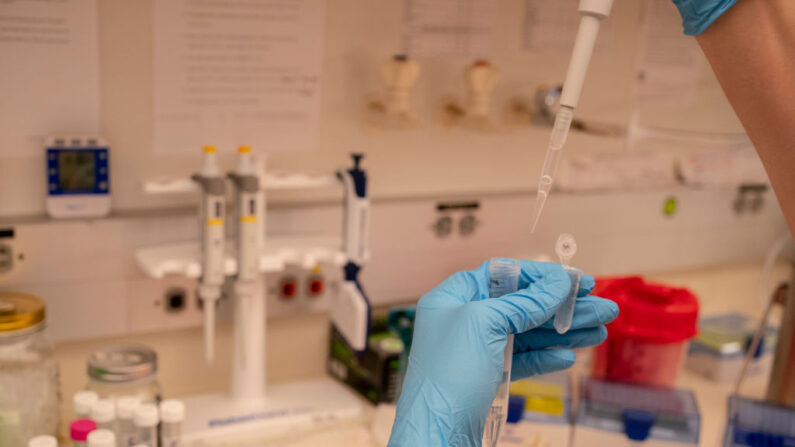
[767,267,795,404]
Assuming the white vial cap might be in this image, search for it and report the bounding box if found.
[159,399,186,423]
[28,435,58,447]
[73,390,99,415]
[116,396,140,419]
[90,399,115,423]
[87,429,116,447]
[134,403,159,427]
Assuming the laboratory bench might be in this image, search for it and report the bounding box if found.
[52,261,790,446]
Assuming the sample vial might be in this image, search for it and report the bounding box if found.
[91,399,116,431]
[70,419,97,447]
[116,396,140,447]
[87,429,116,447]
[73,391,99,419]
[159,400,185,447]
[133,404,159,447]
[27,435,58,447]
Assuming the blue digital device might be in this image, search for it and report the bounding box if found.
[45,136,111,218]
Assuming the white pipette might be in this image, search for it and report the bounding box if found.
[531,0,614,232]
[193,145,226,364]
[484,258,521,447]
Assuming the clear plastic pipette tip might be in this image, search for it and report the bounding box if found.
[530,189,547,233]
[204,304,215,364]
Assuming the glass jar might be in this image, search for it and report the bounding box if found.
[85,345,161,404]
[0,292,60,446]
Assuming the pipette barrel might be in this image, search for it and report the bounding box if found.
[485,258,521,447]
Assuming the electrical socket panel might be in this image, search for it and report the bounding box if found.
[266,263,342,319]
[125,264,342,338]
[0,186,787,343]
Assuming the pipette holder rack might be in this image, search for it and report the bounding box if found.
[135,155,368,444]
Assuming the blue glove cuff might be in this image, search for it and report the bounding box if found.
[671,0,739,35]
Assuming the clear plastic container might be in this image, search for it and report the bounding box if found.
[574,377,701,446]
[85,345,161,404]
[724,395,795,446]
[592,277,698,387]
[0,292,60,446]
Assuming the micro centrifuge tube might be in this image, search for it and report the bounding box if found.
[553,234,582,334]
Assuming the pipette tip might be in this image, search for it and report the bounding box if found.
[530,190,548,233]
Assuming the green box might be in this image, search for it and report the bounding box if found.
[327,318,404,404]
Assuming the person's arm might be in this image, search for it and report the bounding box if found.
[692,0,795,234]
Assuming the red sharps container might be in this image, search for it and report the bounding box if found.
[592,277,699,387]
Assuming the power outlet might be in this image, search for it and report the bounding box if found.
[0,243,12,274]
[266,264,339,318]
[128,276,204,334]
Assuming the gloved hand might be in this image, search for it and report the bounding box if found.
[388,259,619,447]
[671,0,738,35]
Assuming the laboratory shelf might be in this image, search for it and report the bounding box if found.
[135,235,346,279]
[143,172,338,195]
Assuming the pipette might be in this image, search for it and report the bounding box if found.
[553,234,582,334]
[228,145,262,369]
[484,258,521,447]
[192,145,226,364]
[530,0,615,232]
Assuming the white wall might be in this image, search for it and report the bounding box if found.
[0,0,743,217]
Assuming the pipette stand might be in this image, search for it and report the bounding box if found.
[136,154,368,445]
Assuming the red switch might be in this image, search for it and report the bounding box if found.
[280,280,297,299]
[308,277,324,296]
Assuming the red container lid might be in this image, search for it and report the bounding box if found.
[70,419,97,441]
[595,276,699,343]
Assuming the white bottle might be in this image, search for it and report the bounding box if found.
[133,404,159,447]
[73,390,99,419]
[27,435,58,447]
[91,399,116,431]
[116,397,140,447]
[87,429,116,447]
[159,400,185,447]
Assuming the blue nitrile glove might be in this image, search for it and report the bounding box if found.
[388,259,618,447]
[671,0,738,35]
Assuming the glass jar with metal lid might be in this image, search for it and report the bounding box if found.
[0,292,60,446]
[86,345,162,403]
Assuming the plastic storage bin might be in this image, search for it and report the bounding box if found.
[686,313,778,382]
[723,395,795,446]
[573,378,701,447]
[592,277,699,387]
[502,371,572,446]
[0,292,60,446]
